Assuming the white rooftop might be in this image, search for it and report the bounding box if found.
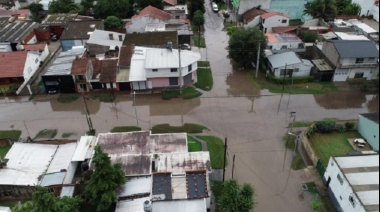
[87,29,125,47]
[0,207,11,212]
[335,32,370,40]
[145,48,201,69]
[357,190,380,206]
[47,142,77,173]
[72,136,96,162]
[152,199,207,212]
[335,155,379,168]
[129,47,149,82]
[117,176,152,198]
[267,51,302,68]
[349,19,378,34]
[157,152,211,174]
[115,197,150,212]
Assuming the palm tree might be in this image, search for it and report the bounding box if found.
[304,0,337,20]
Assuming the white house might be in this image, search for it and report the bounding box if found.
[86,29,126,56]
[357,113,379,151]
[261,11,289,33]
[323,155,379,212]
[242,7,267,29]
[267,51,313,77]
[129,46,201,91]
[322,40,379,82]
[266,33,305,53]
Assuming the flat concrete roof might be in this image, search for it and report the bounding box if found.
[117,176,152,198]
[312,59,334,72]
[115,197,150,212]
[152,199,207,212]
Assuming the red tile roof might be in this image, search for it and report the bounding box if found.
[133,5,172,20]
[243,8,267,23]
[272,26,298,33]
[11,9,30,17]
[119,45,134,67]
[71,58,99,75]
[164,0,177,6]
[23,44,46,52]
[0,9,13,16]
[0,51,27,78]
[99,59,118,83]
[261,11,289,19]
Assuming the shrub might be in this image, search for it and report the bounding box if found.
[267,74,314,84]
[162,89,180,100]
[307,126,314,138]
[311,199,323,210]
[299,31,319,43]
[315,118,336,133]
[345,122,355,130]
[336,125,346,133]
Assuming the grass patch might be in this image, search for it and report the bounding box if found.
[91,93,116,102]
[182,87,202,99]
[193,35,206,48]
[110,126,142,133]
[57,94,79,103]
[198,61,210,67]
[188,136,202,152]
[34,129,58,140]
[289,121,313,128]
[198,136,225,169]
[0,130,22,140]
[250,73,338,94]
[283,132,306,170]
[194,68,213,91]
[292,152,306,170]
[0,145,11,159]
[306,182,318,195]
[62,132,76,138]
[162,89,181,100]
[151,123,208,134]
[309,131,358,167]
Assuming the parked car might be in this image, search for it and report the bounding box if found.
[51,34,59,41]
[212,2,219,12]
[223,10,230,18]
[181,43,191,50]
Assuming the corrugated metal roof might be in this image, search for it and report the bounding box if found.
[72,136,96,162]
[115,197,150,212]
[329,40,379,58]
[116,176,152,198]
[0,21,38,42]
[47,142,77,173]
[152,199,207,212]
[40,172,66,186]
[157,152,211,174]
[60,185,75,197]
[145,48,201,69]
[111,154,152,176]
[335,155,379,169]
[45,48,86,76]
[267,51,302,68]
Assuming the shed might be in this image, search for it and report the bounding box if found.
[358,113,379,151]
[267,52,312,77]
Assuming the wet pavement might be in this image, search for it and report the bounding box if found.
[0,5,379,212]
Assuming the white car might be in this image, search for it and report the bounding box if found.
[212,2,219,12]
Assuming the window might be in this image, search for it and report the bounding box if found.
[48,188,55,193]
[281,45,288,49]
[369,57,375,61]
[268,45,273,50]
[152,69,158,72]
[188,65,192,72]
[293,68,299,73]
[169,77,178,86]
[281,19,287,23]
[355,58,364,64]
[349,195,356,208]
[354,72,364,78]
[171,68,178,72]
[280,69,288,76]
[337,174,344,185]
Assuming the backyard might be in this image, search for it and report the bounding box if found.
[309,131,359,167]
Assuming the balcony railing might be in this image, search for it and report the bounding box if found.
[338,63,378,69]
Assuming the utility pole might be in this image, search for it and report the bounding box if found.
[82,94,94,133]
[133,91,139,127]
[232,154,236,179]
[223,138,228,181]
[178,46,183,94]
[282,63,288,91]
[255,40,261,79]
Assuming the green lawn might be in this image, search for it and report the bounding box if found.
[188,136,202,152]
[151,123,208,134]
[197,61,210,67]
[182,87,202,99]
[0,130,21,140]
[162,89,181,100]
[250,73,338,94]
[57,94,79,103]
[62,132,76,138]
[309,131,358,167]
[193,35,206,48]
[34,129,58,140]
[194,68,213,91]
[0,145,11,158]
[197,136,225,169]
[110,126,142,133]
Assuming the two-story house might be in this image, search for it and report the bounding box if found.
[322,40,379,82]
[261,11,289,33]
[71,57,97,93]
[129,46,201,91]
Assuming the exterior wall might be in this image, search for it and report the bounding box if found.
[268,41,305,53]
[352,0,375,16]
[322,42,340,67]
[244,16,261,29]
[333,67,376,82]
[40,44,49,61]
[270,0,304,19]
[358,115,379,150]
[64,162,78,184]
[145,61,198,78]
[373,5,379,22]
[272,62,310,77]
[126,16,166,34]
[340,57,379,66]
[23,52,40,81]
[0,43,12,52]
[86,43,110,56]
[149,77,170,88]
[26,35,38,44]
[262,15,289,33]
[323,158,366,212]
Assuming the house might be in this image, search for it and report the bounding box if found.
[164,0,177,6]
[242,7,267,29]
[23,43,49,61]
[238,0,271,16]
[116,45,134,91]
[42,47,87,93]
[321,40,379,82]
[349,19,378,37]
[261,11,289,33]
[334,32,370,41]
[95,131,212,211]
[267,51,313,77]
[266,33,305,53]
[311,59,335,81]
[164,5,188,19]
[0,51,40,88]
[129,46,201,91]
[323,155,379,212]
[71,57,97,93]
[0,21,38,52]
[40,14,78,37]
[272,26,298,34]
[89,58,118,91]
[126,5,190,34]
[358,113,379,151]
[0,142,77,198]
[123,31,179,48]
[86,29,125,56]
[269,0,311,20]
[60,20,104,51]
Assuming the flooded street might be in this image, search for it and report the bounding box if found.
[0,5,379,212]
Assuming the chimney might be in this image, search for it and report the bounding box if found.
[109,33,114,40]
[119,35,123,41]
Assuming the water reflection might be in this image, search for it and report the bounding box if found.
[314,91,379,110]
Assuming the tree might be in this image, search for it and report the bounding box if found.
[343,3,361,15]
[28,3,44,22]
[188,0,205,18]
[85,146,125,212]
[228,27,267,68]
[13,187,81,212]
[336,0,351,14]
[217,180,256,212]
[193,10,205,46]
[136,0,163,10]
[80,0,95,16]
[104,16,122,29]
[304,0,337,20]
[49,0,80,14]
[93,0,131,19]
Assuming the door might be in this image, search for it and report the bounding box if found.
[184,73,193,85]
[169,77,179,86]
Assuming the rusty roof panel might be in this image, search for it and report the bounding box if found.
[157,152,211,174]
[111,154,152,176]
